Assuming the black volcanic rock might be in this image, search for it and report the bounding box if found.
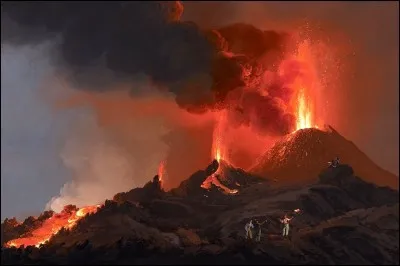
[319,164,355,184]
[217,163,266,189]
[2,162,399,265]
[318,164,399,207]
[113,175,164,205]
[171,160,219,197]
[148,199,193,218]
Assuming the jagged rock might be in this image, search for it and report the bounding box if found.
[318,165,399,207]
[113,175,164,205]
[171,160,219,197]
[319,164,355,185]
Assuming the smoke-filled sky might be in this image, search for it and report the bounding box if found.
[1,1,398,220]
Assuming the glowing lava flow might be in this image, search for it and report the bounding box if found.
[6,205,100,248]
[201,112,238,194]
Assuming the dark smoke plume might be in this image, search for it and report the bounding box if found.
[2,1,297,135]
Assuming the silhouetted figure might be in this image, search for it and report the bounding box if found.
[245,220,254,240]
[328,156,340,168]
[254,219,267,242]
[280,215,292,238]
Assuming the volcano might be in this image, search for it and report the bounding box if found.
[250,126,399,190]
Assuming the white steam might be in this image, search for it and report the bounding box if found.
[46,113,132,211]
[46,104,170,212]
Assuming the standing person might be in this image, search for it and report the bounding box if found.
[328,156,340,168]
[254,219,267,242]
[280,215,292,238]
[244,220,254,240]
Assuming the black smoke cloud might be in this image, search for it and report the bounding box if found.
[2,1,297,135]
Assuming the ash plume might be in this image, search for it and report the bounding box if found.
[2,1,299,135]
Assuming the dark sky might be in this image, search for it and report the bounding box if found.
[1,1,398,220]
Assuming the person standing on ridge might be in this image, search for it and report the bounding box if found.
[280,214,292,238]
[328,156,340,168]
[254,219,268,242]
[245,219,254,240]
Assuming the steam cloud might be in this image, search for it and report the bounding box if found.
[46,112,170,212]
[2,1,300,136]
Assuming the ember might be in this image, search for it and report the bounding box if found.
[5,205,100,248]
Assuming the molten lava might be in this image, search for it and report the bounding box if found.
[6,205,100,248]
[201,111,238,194]
[290,40,321,131]
[158,160,167,189]
[211,111,228,165]
[296,88,313,130]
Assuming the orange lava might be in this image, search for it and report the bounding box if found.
[201,111,238,194]
[6,205,100,248]
[158,160,167,189]
[290,40,321,131]
[296,87,313,130]
[211,111,228,165]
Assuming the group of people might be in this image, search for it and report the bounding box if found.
[244,219,267,242]
[244,214,294,242]
[243,156,341,242]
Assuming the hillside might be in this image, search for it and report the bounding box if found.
[2,163,399,265]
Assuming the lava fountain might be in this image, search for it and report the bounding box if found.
[211,111,229,165]
[158,160,167,190]
[5,205,100,248]
[296,87,313,130]
[290,40,322,131]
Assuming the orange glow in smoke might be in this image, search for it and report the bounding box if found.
[5,205,100,248]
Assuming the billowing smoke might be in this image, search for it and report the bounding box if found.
[2,1,300,136]
[2,1,317,213]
